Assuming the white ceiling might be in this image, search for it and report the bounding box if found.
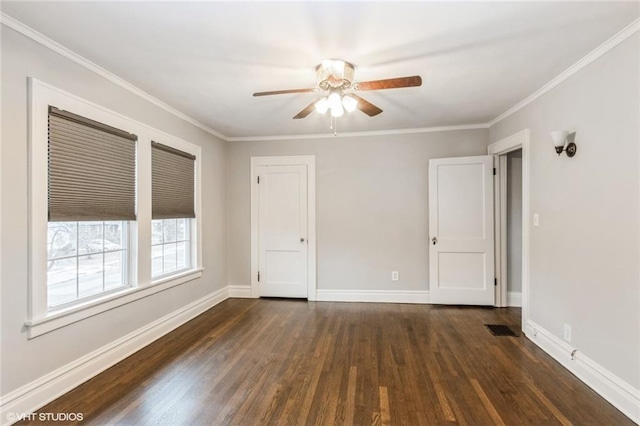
[2,2,638,139]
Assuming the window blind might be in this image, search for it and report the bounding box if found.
[48,106,137,222]
[151,142,196,219]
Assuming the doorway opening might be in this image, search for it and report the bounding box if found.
[488,129,530,333]
[504,149,523,307]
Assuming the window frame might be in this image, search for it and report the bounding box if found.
[27,78,203,338]
[46,220,132,309]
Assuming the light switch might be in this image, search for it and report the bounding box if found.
[533,213,540,227]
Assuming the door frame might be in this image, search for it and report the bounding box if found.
[487,129,530,332]
[250,155,316,300]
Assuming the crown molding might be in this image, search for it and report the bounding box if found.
[4,12,637,141]
[488,17,640,127]
[0,12,229,142]
[0,12,489,142]
[227,123,489,142]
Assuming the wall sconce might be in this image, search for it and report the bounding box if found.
[550,130,577,157]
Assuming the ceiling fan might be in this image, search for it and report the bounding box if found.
[253,59,422,120]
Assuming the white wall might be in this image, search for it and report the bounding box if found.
[490,34,639,389]
[507,150,522,293]
[227,130,489,293]
[0,26,227,395]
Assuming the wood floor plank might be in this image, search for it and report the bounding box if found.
[378,386,391,426]
[17,300,635,426]
[345,365,358,425]
[471,378,506,426]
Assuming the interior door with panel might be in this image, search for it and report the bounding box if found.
[429,155,495,305]
[257,164,308,298]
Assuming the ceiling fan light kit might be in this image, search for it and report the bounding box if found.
[253,58,422,134]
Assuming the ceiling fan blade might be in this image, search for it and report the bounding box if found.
[350,94,383,117]
[293,101,317,119]
[355,75,422,91]
[253,88,317,97]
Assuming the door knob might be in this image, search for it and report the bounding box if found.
[300,237,305,243]
[432,237,437,245]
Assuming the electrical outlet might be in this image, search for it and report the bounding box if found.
[391,271,399,281]
[564,324,572,342]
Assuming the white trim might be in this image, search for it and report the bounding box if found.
[3,13,638,142]
[489,18,640,127]
[525,320,640,424]
[0,13,486,142]
[499,155,508,307]
[28,78,204,337]
[0,287,228,426]
[0,13,227,142]
[228,285,252,298]
[0,20,3,397]
[507,291,521,307]
[227,124,488,142]
[488,130,528,156]
[316,289,429,304]
[27,270,203,338]
[250,156,317,301]
[493,155,509,308]
[488,129,530,333]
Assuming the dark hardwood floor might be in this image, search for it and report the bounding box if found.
[21,299,632,425]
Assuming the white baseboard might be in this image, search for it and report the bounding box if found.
[315,289,429,304]
[228,285,252,298]
[0,287,229,426]
[507,291,522,307]
[525,320,640,423]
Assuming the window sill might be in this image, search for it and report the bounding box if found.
[25,268,203,338]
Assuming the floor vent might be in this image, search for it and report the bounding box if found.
[485,324,518,337]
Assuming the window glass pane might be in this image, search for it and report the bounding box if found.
[152,219,192,279]
[163,242,177,273]
[48,257,77,306]
[104,221,125,250]
[79,222,103,255]
[48,222,77,259]
[163,219,177,243]
[48,220,130,307]
[78,253,104,297]
[105,251,126,290]
[177,219,187,241]
[176,242,187,270]
[152,220,163,245]
[152,245,163,277]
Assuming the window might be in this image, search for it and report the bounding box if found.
[47,106,136,307]
[47,221,129,307]
[152,219,190,278]
[151,142,196,280]
[28,79,202,338]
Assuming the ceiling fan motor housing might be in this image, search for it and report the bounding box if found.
[316,59,355,90]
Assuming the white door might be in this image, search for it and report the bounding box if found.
[257,165,308,298]
[429,156,495,305]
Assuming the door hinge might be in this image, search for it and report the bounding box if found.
[257,176,260,184]
[258,271,260,282]
[494,278,497,286]
[493,167,496,176]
